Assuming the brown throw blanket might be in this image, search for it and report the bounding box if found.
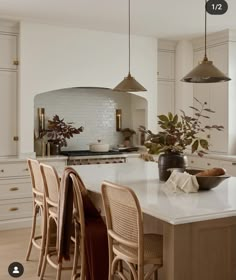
[58,167,108,280]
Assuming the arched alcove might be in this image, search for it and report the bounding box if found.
[34,87,147,151]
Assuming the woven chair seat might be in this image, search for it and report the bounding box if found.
[114,234,163,265]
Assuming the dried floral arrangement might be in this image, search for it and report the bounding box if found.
[120,128,136,140]
[46,115,84,147]
[139,98,224,157]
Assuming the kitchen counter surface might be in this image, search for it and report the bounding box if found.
[0,155,67,163]
[71,161,236,225]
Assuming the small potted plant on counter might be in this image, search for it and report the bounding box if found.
[46,115,84,155]
[120,128,136,147]
[139,98,224,181]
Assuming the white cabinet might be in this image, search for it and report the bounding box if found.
[187,155,220,170]
[192,30,236,154]
[158,50,175,80]
[157,81,175,115]
[0,27,18,156]
[0,157,67,231]
[0,71,17,156]
[0,160,31,230]
[157,40,176,118]
[0,33,17,70]
[187,154,236,176]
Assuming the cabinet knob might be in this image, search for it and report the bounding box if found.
[207,163,211,166]
[0,169,4,172]
[10,187,19,191]
[9,207,19,212]
[23,168,29,171]
[191,160,194,164]
[232,162,236,166]
[13,60,19,66]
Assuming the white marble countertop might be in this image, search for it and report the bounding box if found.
[0,155,67,163]
[71,161,236,225]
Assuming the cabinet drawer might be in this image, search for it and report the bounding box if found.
[188,156,220,169]
[0,200,32,221]
[0,181,32,200]
[220,160,236,176]
[0,162,30,178]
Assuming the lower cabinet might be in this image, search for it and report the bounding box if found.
[219,160,236,176]
[0,157,67,231]
[187,155,236,176]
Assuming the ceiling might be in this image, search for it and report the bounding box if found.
[0,0,234,39]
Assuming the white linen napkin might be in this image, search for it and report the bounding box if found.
[164,170,199,193]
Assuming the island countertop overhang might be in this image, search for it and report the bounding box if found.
[69,161,236,225]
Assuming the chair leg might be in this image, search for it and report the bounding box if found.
[37,205,47,276]
[153,269,158,280]
[72,224,79,279]
[25,203,38,261]
[56,262,62,280]
[39,214,51,280]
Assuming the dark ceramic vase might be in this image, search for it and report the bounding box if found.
[50,143,61,155]
[158,152,188,182]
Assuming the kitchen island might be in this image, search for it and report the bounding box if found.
[71,161,236,280]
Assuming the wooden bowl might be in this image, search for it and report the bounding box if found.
[185,169,230,190]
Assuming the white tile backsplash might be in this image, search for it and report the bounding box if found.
[34,87,134,150]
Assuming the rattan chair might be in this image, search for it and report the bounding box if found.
[39,163,63,280]
[25,158,47,276]
[101,180,163,280]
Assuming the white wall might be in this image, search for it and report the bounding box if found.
[18,21,157,155]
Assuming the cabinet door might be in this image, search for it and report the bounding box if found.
[209,44,228,75]
[0,71,17,156]
[0,34,17,70]
[158,51,175,80]
[157,81,174,115]
[209,83,228,153]
[220,160,236,176]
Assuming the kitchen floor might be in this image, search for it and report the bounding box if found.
[0,227,72,279]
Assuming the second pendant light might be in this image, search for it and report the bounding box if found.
[181,0,231,83]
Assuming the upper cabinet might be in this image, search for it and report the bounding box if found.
[0,20,19,156]
[157,40,176,118]
[0,34,18,70]
[158,50,175,81]
[192,30,236,154]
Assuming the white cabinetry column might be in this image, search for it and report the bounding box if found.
[175,40,193,115]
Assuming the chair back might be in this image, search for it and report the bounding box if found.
[27,158,44,196]
[40,163,60,208]
[70,173,86,278]
[101,180,144,256]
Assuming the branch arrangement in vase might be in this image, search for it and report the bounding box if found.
[139,98,224,157]
[46,115,84,147]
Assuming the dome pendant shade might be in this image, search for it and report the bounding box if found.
[113,72,147,92]
[181,58,231,83]
[181,0,231,83]
[113,0,146,92]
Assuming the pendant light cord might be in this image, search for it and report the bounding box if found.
[128,0,131,75]
[204,0,208,61]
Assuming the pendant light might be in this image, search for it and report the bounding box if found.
[181,0,231,83]
[113,0,147,92]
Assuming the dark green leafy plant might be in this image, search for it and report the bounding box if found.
[46,115,84,147]
[139,98,224,157]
